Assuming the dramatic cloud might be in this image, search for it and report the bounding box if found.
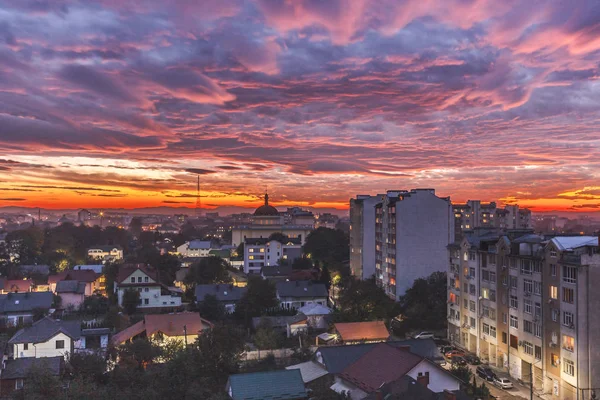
[0,0,599,211]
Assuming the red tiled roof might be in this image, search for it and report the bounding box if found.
[48,269,99,284]
[339,343,423,393]
[111,320,146,345]
[334,321,389,342]
[111,313,212,345]
[1,279,33,292]
[116,264,157,284]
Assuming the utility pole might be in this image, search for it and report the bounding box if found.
[530,362,533,400]
[184,324,188,347]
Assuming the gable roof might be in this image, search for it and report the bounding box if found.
[49,269,99,284]
[186,240,212,250]
[111,313,212,345]
[1,356,63,380]
[0,279,33,292]
[261,265,293,278]
[551,236,598,251]
[276,281,328,298]
[55,280,86,294]
[298,303,332,316]
[339,343,423,393]
[334,321,389,342]
[195,284,247,302]
[9,317,81,344]
[117,264,157,284]
[227,369,307,400]
[19,264,50,276]
[111,320,146,345]
[316,340,439,374]
[0,291,53,314]
[285,361,328,383]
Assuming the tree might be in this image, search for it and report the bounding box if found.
[235,277,278,324]
[253,320,281,350]
[129,217,143,238]
[122,288,140,315]
[292,256,313,270]
[67,352,107,383]
[335,277,398,322]
[397,271,447,331]
[319,264,332,291]
[450,364,473,384]
[117,338,163,370]
[5,227,44,265]
[198,294,226,321]
[195,323,245,388]
[14,360,62,400]
[185,257,232,285]
[303,227,349,266]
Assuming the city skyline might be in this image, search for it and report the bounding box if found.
[1,1,600,212]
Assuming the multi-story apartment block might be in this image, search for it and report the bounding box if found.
[352,189,454,300]
[453,201,532,238]
[448,233,600,400]
[243,238,302,275]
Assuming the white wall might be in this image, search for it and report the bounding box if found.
[13,332,72,359]
[407,359,460,393]
[118,285,181,308]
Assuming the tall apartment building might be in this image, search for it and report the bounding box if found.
[448,233,600,400]
[350,189,454,299]
[453,201,532,239]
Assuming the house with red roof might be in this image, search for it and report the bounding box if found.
[115,264,182,310]
[333,321,390,344]
[329,343,461,399]
[0,279,33,295]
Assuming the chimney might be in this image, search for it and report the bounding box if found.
[416,374,429,388]
[443,390,456,400]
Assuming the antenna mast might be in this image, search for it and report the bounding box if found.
[195,175,202,218]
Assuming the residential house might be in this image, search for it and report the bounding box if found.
[261,265,293,281]
[55,281,86,309]
[298,303,332,330]
[0,292,54,327]
[73,265,104,274]
[48,269,105,296]
[195,284,248,313]
[9,317,81,360]
[115,264,182,310]
[363,376,471,400]
[87,245,124,262]
[333,321,390,344]
[327,343,461,399]
[176,240,212,258]
[252,314,308,338]
[0,356,63,397]
[276,281,328,309]
[0,279,33,294]
[285,361,329,384]
[226,369,308,400]
[79,328,110,354]
[111,312,212,345]
[244,237,303,275]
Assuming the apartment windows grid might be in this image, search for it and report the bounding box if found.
[470,284,476,295]
[489,271,496,283]
[563,359,575,376]
[463,298,468,309]
[533,323,542,338]
[524,299,532,314]
[523,279,533,293]
[534,281,542,295]
[562,335,575,352]
[563,311,574,328]
[483,323,490,335]
[490,289,496,302]
[502,274,508,286]
[524,320,533,333]
[523,341,533,355]
[534,302,541,318]
[520,259,532,275]
[489,308,496,319]
[482,306,489,318]
[502,313,507,324]
[469,267,475,277]
[563,287,574,304]
[551,264,557,276]
[510,295,518,309]
[510,276,518,289]
[482,270,490,282]
[550,286,558,299]
[563,266,577,284]
[510,315,518,329]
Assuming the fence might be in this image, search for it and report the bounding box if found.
[241,346,317,362]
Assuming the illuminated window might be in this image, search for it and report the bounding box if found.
[562,335,575,352]
[563,359,574,376]
[481,288,489,299]
[248,256,255,260]
[248,249,254,253]
[550,286,558,299]
[259,248,265,253]
[551,353,559,367]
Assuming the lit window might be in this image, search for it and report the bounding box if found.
[563,359,575,376]
[549,286,558,299]
[562,335,575,352]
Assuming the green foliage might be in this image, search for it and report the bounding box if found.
[13,360,62,400]
[253,320,282,350]
[122,288,140,315]
[80,295,109,316]
[185,256,232,285]
[450,364,473,384]
[67,351,107,383]
[198,294,226,321]
[118,338,163,369]
[234,277,278,324]
[397,271,447,331]
[335,277,398,322]
[195,323,246,387]
[303,227,349,266]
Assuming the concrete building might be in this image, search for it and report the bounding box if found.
[87,245,123,262]
[231,194,313,247]
[243,237,302,275]
[349,194,382,280]
[453,201,532,240]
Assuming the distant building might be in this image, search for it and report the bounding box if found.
[115,265,182,309]
[231,194,313,247]
[453,200,532,238]
[176,240,212,258]
[0,292,54,327]
[275,280,328,309]
[87,245,123,262]
[195,284,247,313]
[243,237,302,275]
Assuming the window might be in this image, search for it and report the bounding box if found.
[534,323,542,338]
[137,277,142,283]
[550,250,557,258]
[489,308,496,319]
[138,287,142,292]
[524,320,533,333]
[510,276,518,289]
[510,258,517,269]
[551,264,557,276]
[550,286,558,299]
[533,261,541,273]
[520,259,532,275]
[469,268,475,277]
[534,302,541,318]
[523,279,533,293]
[563,287,574,304]
[562,335,575,352]
[510,315,518,329]
[488,254,496,264]
[259,248,265,253]
[463,283,468,292]
[56,340,65,349]
[469,284,475,295]
[524,299,532,314]
[490,290,496,302]
[523,341,533,355]
[552,308,559,322]
[489,271,496,283]
[490,325,496,338]
[144,276,149,283]
[510,295,518,309]
[470,300,476,312]
[481,288,489,299]
[130,277,135,283]
[463,252,468,261]
[502,331,508,344]
[464,267,469,277]
[144,298,149,305]
[563,359,575,376]
[483,323,490,335]
[15,379,23,390]
[502,313,508,324]
[482,270,490,282]
[23,343,28,350]
[482,305,489,318]
[469,252,476,261]
[463,298,468,309]
[563,311,574,328]
[563,266,577,284]
[510,334,518,349]
[470,317,475,328]
[534,281,542,295]
[551,353,559,367]
[144,287,149,292]
[535,345,542,360]
[248,248,254,253]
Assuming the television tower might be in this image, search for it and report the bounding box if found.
[195,175,202,218]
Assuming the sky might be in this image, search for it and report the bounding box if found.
[0,0,599,212]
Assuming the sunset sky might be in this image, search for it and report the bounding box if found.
[0,0,599,212]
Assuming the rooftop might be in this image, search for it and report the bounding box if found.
[9,317,81,344]
[2,356,63,380]
[276,280,328,298]
[195,284,247,302]
[334,321,389,342]
[227,369,307,400]
[552,236,598,251]
[0,291,54,313]
[55,280,86,294]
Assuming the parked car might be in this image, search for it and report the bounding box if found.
[445,350,465,358]
[451,356,467,366]
[465,355,481,365]
[414,331,435,339]
[476,366,497,382]
[493,377,514,389]
[440,345,455,355]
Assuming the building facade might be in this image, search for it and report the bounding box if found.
[243,238,302,275]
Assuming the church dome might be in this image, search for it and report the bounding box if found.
[254,193,279,216]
